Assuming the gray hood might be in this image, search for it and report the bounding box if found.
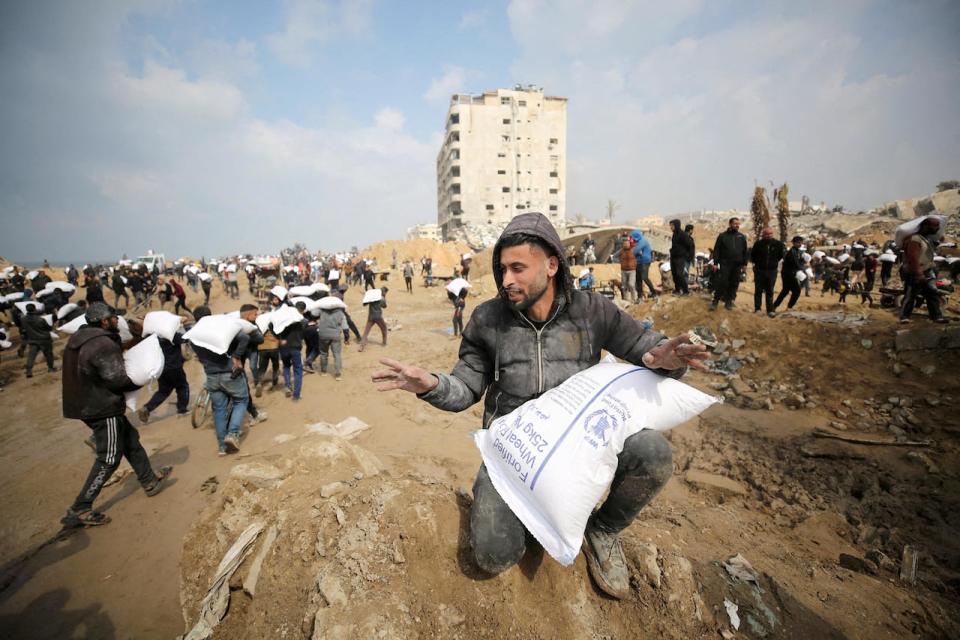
[491,212,574,305]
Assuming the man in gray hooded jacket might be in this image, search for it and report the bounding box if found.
[374,213,707,598]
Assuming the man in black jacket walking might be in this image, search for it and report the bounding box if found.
[22,303,57,377]
[750,228,786,316]
[710,217,749,310]
[773,236,806,312]
[61,303,171,527]
[372,213,708,600]
[669,219,695,295]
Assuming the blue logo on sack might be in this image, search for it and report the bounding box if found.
[583,409,616,449]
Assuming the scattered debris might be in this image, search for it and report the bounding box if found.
[305,416,371,440]
[184,522,265,640]
[813,428,932,447]
[900,545,919,584]
[243,525,278,598]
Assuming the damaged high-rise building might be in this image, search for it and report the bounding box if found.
[436,85,567,242]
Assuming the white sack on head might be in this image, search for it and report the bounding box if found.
[473,363,719,566]
[327,269,340,281]
[26,270,38,280]
[183,315,245,355]
[2,292,25,303]
[837,253,850,263]
[317,297,347,310]
[895,215,947,248]
[291,296,322,311]
[289,285,316,297]
[142,311,183,342]
[270,304,303,334]
[198,272,213,282]
[59,315,87,334]
[56,303,78,320]
[825,256,840,265]
[269,285,288,301]
[255,311,273,334]
[879,253,897,263]
[445,278,471,297]
[812,250,825,259]
[362,288,383,304]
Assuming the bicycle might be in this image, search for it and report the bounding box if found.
[191,387,211,429]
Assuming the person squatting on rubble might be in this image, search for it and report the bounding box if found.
[710,217,749,311]
[750,227,785,317]
[372,213,708,599]
[899,217,948,324]
[60,302,172,527]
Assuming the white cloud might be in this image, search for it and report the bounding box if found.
[188,38,260,82]
[506,1,960,216]
[115,61,245,118]
[374,107,405,131]
[459,9,487,30]
[266,0,373,68]
[424,66,466,103]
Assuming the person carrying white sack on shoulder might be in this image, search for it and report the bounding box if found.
[372,212,709,599]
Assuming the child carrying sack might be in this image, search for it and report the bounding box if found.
[142,310,183,342]
[473,362,719,566]
[445,278,470,297]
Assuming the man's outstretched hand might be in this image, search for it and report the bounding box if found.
[641,335,710,372]
[372,357,439,394]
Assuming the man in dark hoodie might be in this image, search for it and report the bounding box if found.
[750,227,786,317]
[772,236,806,313]
[372,213,708,599]
[61,302,171,527]
[710,217,749,310]
[22,303,57,377]
[668,219,695,296]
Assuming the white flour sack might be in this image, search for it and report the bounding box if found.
[183,315,246,355]
[123,334,165,411]
[474,362,719,566]
[142,310,183,341]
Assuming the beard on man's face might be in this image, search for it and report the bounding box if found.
[502,271,550,312]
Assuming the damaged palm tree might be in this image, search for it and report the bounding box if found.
[775,182,790,242]
[750,186,771,241]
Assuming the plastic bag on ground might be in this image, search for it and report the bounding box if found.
[473,362,719,565]
[143,311,183,342]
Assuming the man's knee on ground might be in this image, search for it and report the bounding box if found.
[621,430,673,485]
[470,526,526,575]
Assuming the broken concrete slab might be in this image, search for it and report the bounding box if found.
[895,326,960,352]
[684,470,747,497]
[229,462,290,489]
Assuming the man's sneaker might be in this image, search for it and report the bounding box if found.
[217,448,227,457]
[933,318,949,324]
[335,374,342,382]
[767,311,777,318]
[25,372,33,379]
[223,434,241,453]
[48,366,59,373]
[284,386,292,398]
[724,302,734,310]
[899,318,911,324]
[304,364,315,374]
[754,309,761,314]
[137,407,150,424]
[252,411,269,425]
[582,521,630,599]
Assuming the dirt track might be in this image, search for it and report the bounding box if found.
[0,264,958,639]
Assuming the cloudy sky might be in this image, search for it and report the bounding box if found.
[1,0,958,263]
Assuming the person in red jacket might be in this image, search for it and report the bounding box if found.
[60,302,172,527]
[170,278,191,316]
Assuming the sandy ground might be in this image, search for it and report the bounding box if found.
[0,265,958,639]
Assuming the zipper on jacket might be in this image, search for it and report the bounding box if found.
[486,391,503,428]
[518,305,562,394]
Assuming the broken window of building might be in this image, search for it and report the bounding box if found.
[485,204,494,210]
[449,114,460,125]
[501,97,510,105]
[502,135,510,142]
[502,187,510,193]
[497,152,506,158]
[549,188,558,194]
[549,171,558,177]
[503,118,511,124]
[497,169,506,175]
[549,205,558,211]
[549,138,558,144]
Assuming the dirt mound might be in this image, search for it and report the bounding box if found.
[179,429,869,639]
[359,240,470,273]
